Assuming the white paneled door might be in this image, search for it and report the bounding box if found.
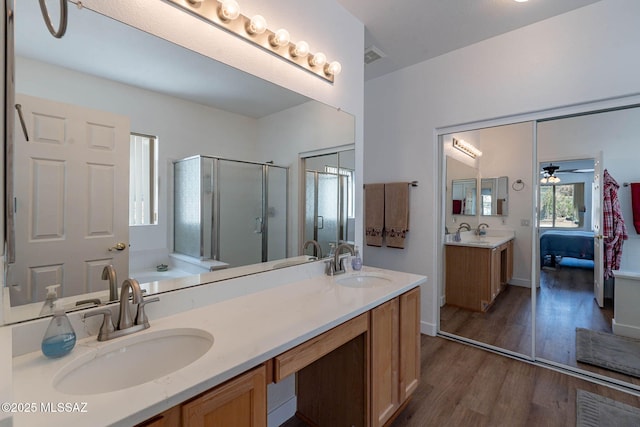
[10,94,130,305]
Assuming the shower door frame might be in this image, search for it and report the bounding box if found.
[211,157,289,264]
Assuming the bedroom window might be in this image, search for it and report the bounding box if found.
[540,183,585,228]
[129,133,158,226]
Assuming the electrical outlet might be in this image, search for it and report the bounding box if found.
[521,219,530,227]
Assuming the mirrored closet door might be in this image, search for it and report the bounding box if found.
[439,103,640,391]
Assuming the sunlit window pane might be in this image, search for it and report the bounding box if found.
[129,133,158,226]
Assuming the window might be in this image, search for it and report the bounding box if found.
[540,183,585,228]
[324,165,355,218]
[129,133,158,226]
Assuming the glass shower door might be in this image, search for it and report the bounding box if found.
[266,166,287,261]
[217,160,263,267]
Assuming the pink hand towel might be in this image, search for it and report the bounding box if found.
[631,183,640,234]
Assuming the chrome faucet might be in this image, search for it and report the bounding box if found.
[457,222,471,232]
[476,223,489,236]
[102,265,119,302]
[325,243,355,276]
[84,278,159,341]
[303,239,323,259]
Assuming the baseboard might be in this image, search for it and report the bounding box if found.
[421,320,437,336]
[267,395,297,427]
[509,277,531,288]
[612,319,640,339]
[440,294,446,307]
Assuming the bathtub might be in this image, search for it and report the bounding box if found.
[131,268,193,283]
[612,270,640,339]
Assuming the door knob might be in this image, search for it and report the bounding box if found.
[108,242,127,251]
[595,235,609,240]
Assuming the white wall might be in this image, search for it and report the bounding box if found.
[364,0,640,334]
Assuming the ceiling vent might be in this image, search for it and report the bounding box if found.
[364,45,386,65]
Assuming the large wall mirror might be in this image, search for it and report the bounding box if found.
[4,2,355,324]
[440,105,640,390]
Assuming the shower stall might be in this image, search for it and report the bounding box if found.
[173,155,288,268]
[303,149,355,257]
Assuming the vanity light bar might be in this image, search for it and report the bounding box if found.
[166,0,342,83]
[453,138,482,159]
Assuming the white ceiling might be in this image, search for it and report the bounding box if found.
[336,0,603,81]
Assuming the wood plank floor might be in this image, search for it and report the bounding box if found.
[390,335,640,427]
[283,335,640,427]
[441,262,640,386]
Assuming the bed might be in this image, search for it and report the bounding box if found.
[540,230,594,267]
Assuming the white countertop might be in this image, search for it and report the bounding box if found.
[613,270,640,280]
[10,265,425,427]
[444,230,515,249]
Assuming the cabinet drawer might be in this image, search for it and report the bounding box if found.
[273,312,369,382]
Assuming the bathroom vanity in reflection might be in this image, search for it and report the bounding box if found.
[445,235,514,312]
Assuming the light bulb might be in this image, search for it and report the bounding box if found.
[269,29,290,47]
[309,52,326,67]
[246,15,267,35]
[218,0,240,21]
[290,41,310,58]
[325,61,342,76]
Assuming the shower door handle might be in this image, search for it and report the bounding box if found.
[254,217,263,234]
[317,216,324,229]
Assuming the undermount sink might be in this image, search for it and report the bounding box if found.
[53,328,214,395]
[335,272,392,288]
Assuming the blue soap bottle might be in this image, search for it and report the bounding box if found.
[41,310,76,359]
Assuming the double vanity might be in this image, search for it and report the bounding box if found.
[8,262,425,427]
[445,231,514,312]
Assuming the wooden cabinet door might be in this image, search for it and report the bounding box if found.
[136,406,181,427]
[490,247,501,301]
[506,240,514,283]
[182,365,267,427]
[371,298,400,427]
[399,287,420,402]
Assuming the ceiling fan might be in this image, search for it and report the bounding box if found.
[540,163,561,184]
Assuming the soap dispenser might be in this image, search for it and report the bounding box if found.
[351,245,362,271]
[41,309,76,359]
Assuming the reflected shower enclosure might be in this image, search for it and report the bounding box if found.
[303,150,355,257]
[173,156,288,268]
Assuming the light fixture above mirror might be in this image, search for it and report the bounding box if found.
[167,0,342,82]
[453,138,482,158]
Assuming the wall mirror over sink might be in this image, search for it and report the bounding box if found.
[480,176,508,216]
[439,103,640,392]
[3,1,355,325]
